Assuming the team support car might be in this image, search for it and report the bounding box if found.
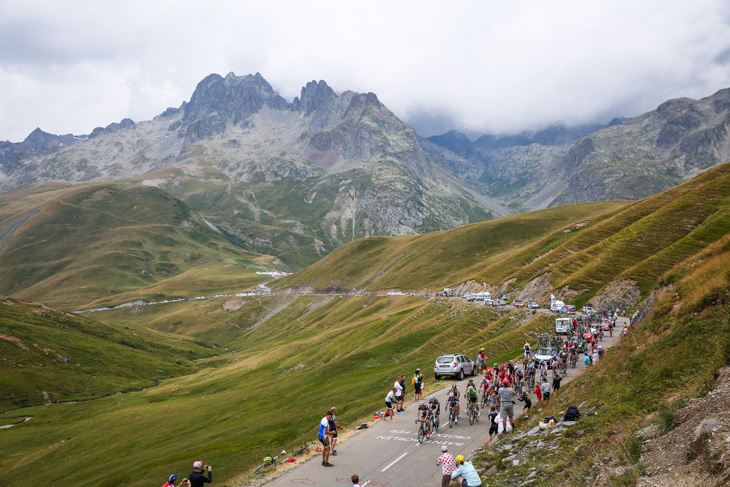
[434,353,476,380]
[533,347,559,369]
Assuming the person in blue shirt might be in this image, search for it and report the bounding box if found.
[583,352,591,369]
[451,455,482,487]
[318,410,335,467]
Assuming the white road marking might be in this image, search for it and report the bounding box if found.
[381,451,408,472]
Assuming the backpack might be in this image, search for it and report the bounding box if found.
[564,405,580,421]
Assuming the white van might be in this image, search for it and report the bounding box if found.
[550,300,565,312]
[555,317,572,334]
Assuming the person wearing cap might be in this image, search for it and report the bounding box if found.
[188,461,211,487]
[436,445,455,487]
[162,474,189,487]
[451,454,482,487]
[597,345,605,360]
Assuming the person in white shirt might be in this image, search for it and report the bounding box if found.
[394,376,404,414]
[385,387,397,423]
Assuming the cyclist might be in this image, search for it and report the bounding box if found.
[415,399,432,434]
[446,391,459,424]
[480,372,491,400]
[465,379,479,416]
[428,395,440,430]
[448,383,461,417]
[560,350,568,371]
[524,341,531,360]
[514,367,524,394]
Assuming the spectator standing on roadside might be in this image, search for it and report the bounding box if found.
[189,462,212,487]
[329,407,343,456]
[498,380,515,433]
[436,445,455,487]
[413,369,424,402]
[541,378,551,403]
[318,411,335,467]
[533,380,542,405]
[487,405,499,442]
[583,352,591,369]
[394,376,404,414]
[351,474,361,487]
[476,349,484,374]
[598,346,605,361]
[552,372,562,399]
[517,389,532,418]
[592,348,599,366]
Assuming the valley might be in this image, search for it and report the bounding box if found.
[1,162,729,486]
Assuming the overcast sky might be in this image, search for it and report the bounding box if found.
[2,0,730,142]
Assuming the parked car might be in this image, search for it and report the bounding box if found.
[528,302,540,309]
[560,305,577,314]
[434,353,476,380]
[533,347,558,368]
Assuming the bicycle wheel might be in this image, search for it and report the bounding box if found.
[469,407,475,425]
[418,423,425,443]
[449,410,454,428]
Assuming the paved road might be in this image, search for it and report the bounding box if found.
[265,317,627,487]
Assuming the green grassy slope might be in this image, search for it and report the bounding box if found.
[0,297,217,412]
[276,201,626,291]
[0,295,552,487]
[0,183,276,309]
[473,222,730,486]
[1,163,729,486]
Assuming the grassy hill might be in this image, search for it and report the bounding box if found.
[0,183,276,309]
[276,201,626,292]
[0,163,729,485]
[0,297,217,413]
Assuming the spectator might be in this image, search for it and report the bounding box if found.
[385,387,398,423]
[436,445,455,487]
[413,369,423,402]
[394,376,404,414]
[552,372,562,399]
[498,380,515,433]
[517,390,532,419]
[162,475,189,487]
[189,462,211,487]
[540,378,551,403]
[329,407,343,456]
[597,346,605,360]
[318,411,335,467]
[351,474,361,487]
[487,405,499,442]
[451,455,482,487]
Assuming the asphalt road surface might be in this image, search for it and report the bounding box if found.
[266,317,628,487]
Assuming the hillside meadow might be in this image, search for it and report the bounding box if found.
[0,162,729,485]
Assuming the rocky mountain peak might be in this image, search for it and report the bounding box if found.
[180,72,289,144]
[294,80,336,116]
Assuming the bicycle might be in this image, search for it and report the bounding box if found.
[468,401,479,425]
[291,441,313,456]
[416,416,432,443]
[447,403,458,428]
[253,450,286,474]
[430,411,440,432]
[480,391,489,408]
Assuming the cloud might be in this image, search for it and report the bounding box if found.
[1,0,730,141]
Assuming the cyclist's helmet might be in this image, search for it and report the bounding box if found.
[494,363,498,367]
[455,455,465,465]
[468,379,473,383]
[419,399,425,405]
[428,395,435,401]
[169,475,179,483]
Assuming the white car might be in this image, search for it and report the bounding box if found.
[433,353,476,380]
